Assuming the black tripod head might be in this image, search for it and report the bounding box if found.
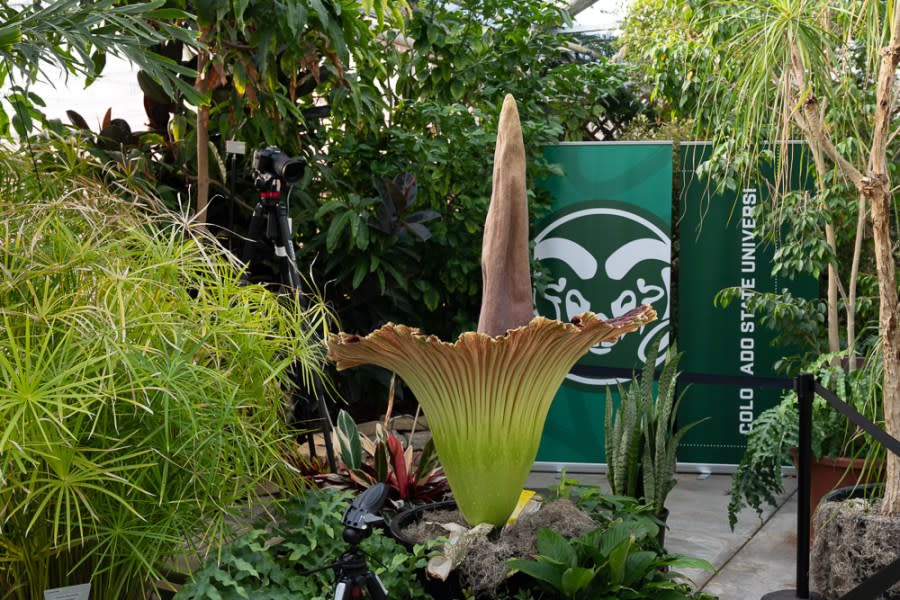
[329,483,390,599]
[342,483,388,545]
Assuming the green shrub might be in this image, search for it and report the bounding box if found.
[0,174,332,599]
[508,522,714,600]
[175,488,432,600]
[727,350,885,528]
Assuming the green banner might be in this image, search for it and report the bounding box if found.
[534,142,673,464]
[677,142,816,465]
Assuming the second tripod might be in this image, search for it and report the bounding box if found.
[240,145,337,473]
[300,483,390,599]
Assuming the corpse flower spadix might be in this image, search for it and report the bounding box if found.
[326,307,655,526]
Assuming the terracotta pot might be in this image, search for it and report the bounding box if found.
[809,455,878,513]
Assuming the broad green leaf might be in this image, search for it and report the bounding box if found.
[560,566,595,596]
[351,261,367,289]
[665,555,716,572]
[536,528,577,566]
[599,522,634,560]
[326,211,351,252]
[606,535,632,586]
[623,550,657,586]
[423,287,440,311]
[335,409,362,469]
[507,558,564,590]
[315,200,345,219]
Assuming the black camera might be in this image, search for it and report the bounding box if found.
[252,146,304,187]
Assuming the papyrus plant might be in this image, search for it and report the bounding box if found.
[328,309,655,526]
[0,178,331,599]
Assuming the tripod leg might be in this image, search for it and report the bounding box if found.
[288,368,337,472]
[363,572,389,600]
[333,581,349,600]
[242,203,267,269]
[273,200,303,293]
[314,376,337,472]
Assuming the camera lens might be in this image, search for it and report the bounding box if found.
[273,153,304,185]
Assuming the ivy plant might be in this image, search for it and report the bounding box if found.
[175,489,433,600]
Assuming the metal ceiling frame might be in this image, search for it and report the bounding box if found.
[567,0,603,17]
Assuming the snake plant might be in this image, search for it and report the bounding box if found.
[605,340,707,516]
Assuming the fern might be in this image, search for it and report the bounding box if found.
[726,403,795,529]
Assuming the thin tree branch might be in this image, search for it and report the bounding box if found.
[869,5,900,176]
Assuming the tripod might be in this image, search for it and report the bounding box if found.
[301,483,390,599]
[241,172,337,472]
[331,533,389,600]
[242,177,302,291]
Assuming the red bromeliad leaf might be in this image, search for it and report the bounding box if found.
[386,434,409,499]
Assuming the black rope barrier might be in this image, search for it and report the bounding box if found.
[811,383,900,600]
[569,363,900,600]
[570,364,794,390]
[839,554,900,600]
[814,382,900,459]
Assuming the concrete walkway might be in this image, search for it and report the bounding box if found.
[525,469,803,600]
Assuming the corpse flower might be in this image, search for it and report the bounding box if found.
[327,95,656,525]
[326,308,655,526]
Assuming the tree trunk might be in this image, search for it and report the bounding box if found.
[810,140,841,353]
[195,47,210,224]
[845,195,866,362]
[196,103,210,223]
[824,223,840,353]
[867,182,900,516]
[867,1,900,517]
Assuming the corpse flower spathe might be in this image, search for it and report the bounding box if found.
[326,306,655,526]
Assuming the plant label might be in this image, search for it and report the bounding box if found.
[43,583,90,600]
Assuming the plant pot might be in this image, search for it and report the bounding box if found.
[790,448,883,539]
[809,455,879,513]
[389,500,467,600]
[389,500,460,550]
[810,483,899,599]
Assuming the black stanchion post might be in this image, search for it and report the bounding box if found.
[762,372,821,600]
[795,372,816,599]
